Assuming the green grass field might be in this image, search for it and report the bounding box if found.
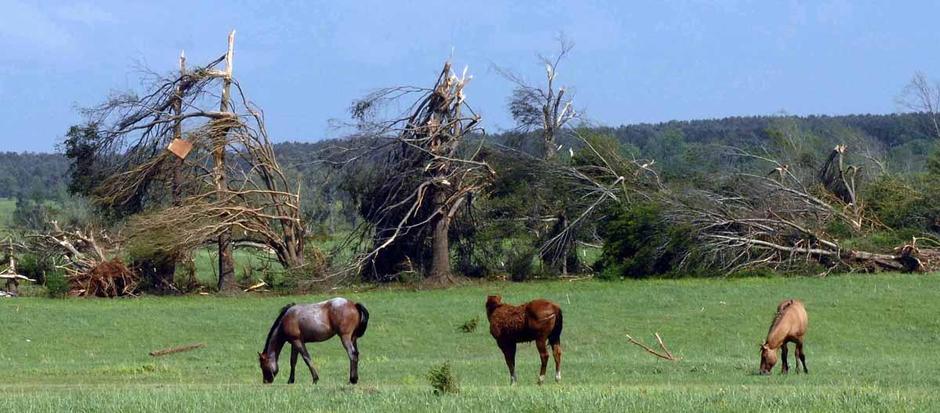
[2,274,939,412]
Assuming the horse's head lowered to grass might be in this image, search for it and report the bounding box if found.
[258,352,278,383]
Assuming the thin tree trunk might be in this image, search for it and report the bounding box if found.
[428,191,452,281]
[216,31,236,292]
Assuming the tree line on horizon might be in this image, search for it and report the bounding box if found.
[5,37,940,296]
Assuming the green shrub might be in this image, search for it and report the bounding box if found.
[458,316,478,333]
[864,175,927,230]
[506,245,536,282]
[44,271,69,298]
[17,253,53,284]
[595,202,693,279]
[427,362,459,395]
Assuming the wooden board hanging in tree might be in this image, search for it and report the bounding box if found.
[167,138,193,160]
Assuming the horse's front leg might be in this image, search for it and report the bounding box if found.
[536,338,549,385]
[340,334,360,384]
[499,341,517,385]
[780,343,790,374]
[287,347,298,384]
[291,340,319,383]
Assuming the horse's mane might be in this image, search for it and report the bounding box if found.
[263,303,295,353]
[767,300,794,334]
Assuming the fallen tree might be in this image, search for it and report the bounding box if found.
[667,145,940,274]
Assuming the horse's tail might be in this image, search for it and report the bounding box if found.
[548,307,563,345]
[354,302,370,338]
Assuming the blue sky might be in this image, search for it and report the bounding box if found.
[1,0,938,152]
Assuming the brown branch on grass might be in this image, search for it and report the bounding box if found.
[149,343,206,357]
[626,332,680,361]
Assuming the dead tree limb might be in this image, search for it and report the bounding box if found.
[149,343,206,357]
[626,333,680,361]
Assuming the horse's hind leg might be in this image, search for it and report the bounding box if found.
[341,334,360,384]
[499,342,517,385]
[780,343,790,374]
[796,341,808,374]
[291,340,319,383]
[551,342,562,382]
[536,338,549,385]
[288,347,299,384]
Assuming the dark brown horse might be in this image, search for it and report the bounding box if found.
[759,299,808,375]
[485,295,563,385]
[259,297,369,384]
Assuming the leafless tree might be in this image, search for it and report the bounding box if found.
[897,71,940,139]
[498,35,579,160]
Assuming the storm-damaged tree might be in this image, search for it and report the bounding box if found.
[76,32,305,291]
[338,61,494,283]
[497,35,578,160]
[665,144,940,274]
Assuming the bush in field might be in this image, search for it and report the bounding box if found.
[595,202,693,279]
[458,316,479,333]
[427,362,459,395]
[44,271,69,298]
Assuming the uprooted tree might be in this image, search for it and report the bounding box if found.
[338,61,494,282]
[76,31,305,291]
[26,221,138,297]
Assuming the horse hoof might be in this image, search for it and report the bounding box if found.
[538,375,545,385]
[350,377,359,385]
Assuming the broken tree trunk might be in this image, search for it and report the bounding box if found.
[215,30,237,292]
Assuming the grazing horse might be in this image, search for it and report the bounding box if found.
[258,297,369,384]
[759,299,808,375]
[485,295,563,385]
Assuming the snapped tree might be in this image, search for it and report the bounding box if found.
[77,31,305,291]
[339,61,494,282]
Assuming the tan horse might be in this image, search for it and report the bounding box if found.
[759,299,808,375]
[485,295,563,385]
[259,298,369,384]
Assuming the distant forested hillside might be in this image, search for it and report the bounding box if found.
[2,112,936,203]
[0,152,70,199]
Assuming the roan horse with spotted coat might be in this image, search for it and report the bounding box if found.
[259,297,369,384]
[759,299,808,375]
[485,295,563,385]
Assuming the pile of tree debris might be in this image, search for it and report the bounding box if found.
[28,222,139,297]
[667,145,940,274]
[68,258,138,297]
